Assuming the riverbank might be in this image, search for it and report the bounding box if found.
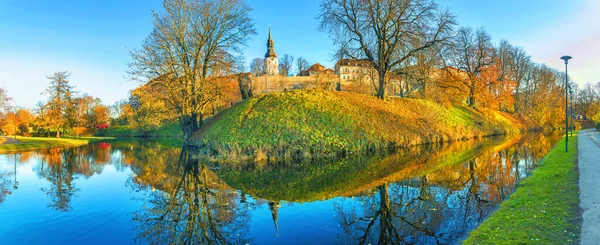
[463,134,580,244]
[0,136,113,153]
[191,89,539,161]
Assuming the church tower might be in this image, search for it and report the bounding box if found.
[264,26,279,76]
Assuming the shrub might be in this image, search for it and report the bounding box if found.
[17,124,29,136]
[96,124,110,130]
[72,127,87,136]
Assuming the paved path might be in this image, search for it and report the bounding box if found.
[579,129,600,244]
[0,136,20,145]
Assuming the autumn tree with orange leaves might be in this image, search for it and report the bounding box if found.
[128,0,256,141]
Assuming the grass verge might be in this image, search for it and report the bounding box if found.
[0,136,113,153]
[463,133,580,244]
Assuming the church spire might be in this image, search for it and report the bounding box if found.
[269,201,279,237]
[264,25,279,76]
[265,25,277,58]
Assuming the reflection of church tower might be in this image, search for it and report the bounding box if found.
[269,201,279,237]
[264,26,279,76]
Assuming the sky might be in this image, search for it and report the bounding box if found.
[0,0,598,109]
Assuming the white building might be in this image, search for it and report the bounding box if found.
[264,26,279,76]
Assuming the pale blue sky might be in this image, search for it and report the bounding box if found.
[0,0,598,108]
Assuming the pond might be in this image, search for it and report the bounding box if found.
[0,133,561,244]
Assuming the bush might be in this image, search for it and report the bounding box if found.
[72,127,88,136]
[17,124,29,136]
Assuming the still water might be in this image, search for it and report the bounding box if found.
[0,133,560,244]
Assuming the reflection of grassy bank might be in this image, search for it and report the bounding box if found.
[464,134,580,244]
[217,135,513,203]
[0,136,113,153]
[108,137,183,149]
[192,90,537,161]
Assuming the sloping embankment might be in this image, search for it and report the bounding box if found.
[190,89,537,161]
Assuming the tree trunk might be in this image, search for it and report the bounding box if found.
[180,113,200,141]
[468,83,476,107]
[377,70,387,99]
[237,74,253,100]
[56,129,60,138]
[513,92,520,113]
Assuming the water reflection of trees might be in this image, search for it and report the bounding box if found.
[334,133,561,244]
[21,143,125,211]
[130,148,252,245]
[216,134,510,203]
[0,155,17,204]
[22,141,187,211]
[0,133,562,242]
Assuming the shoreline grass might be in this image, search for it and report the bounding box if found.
[93,123,182,138]
[463,133,580,244]
[0,136,114,153]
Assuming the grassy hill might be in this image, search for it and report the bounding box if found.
[191,89,536,161]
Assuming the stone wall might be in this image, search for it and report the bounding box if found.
[233,73,407,99]
[250,74,340,94]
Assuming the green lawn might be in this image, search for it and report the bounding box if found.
[463,133,580,244]
[0,136,113,153]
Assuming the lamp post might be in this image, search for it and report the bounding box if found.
[561,55,572,152]
[569,86,574,137]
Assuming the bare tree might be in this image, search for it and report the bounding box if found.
[278,54,294,76]
[319,0,456,99]
[579,83,597,118]
[0,88,10,113]
[233,55,253,100]
[296,57,309,75]
[250,57,265,76]
[399,37,444,98]
[128,0,256,140]
[447,27,495,107]
[507,45,531,112]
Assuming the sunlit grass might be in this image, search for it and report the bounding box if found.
[0,136,113,153]
[193,89,535,161]
[94,122,182,138]
[464,133,580,244]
